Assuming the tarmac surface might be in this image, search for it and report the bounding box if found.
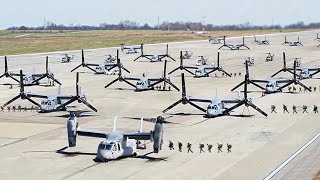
[0,30,320,180]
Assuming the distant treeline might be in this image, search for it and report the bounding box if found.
[6,20,320,31]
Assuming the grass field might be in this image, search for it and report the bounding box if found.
[0,29,303,56]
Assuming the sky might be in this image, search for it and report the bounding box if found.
[1,0,319,29]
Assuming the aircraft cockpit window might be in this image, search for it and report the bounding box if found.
[106,144,113,150]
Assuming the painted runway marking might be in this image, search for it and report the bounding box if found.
[263,131,320,180]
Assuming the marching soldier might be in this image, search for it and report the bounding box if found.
[30,106,34,112]
[239,72,241,77]
[217,143,223,153]
[227,143,232,153]
[283,104,289,113]
[288,86,292,92]
[313,105,318,114]
[199,144,205,153]
[178,142,183,152]
[303,105,308,113]
[0,106,3,112]
[314,86,317,92]
[292,105,298,114]
[24,106,27,112]
[7,106,11,112]
[17,105,21,112]
[168,86,171,91]
[9,84,13,89]
[207,144,213,153]
[271,105,277,113]
[304,87,308,92]
[187,143,193,153]
[168,140,174,150]
[292,86,296,93]
[299,87,302,92]
[12,106,16,112]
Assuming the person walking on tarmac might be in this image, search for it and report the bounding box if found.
[169,140,174,150]
[293,105,298,114]
[283,104,289,113]
[271,105,277,113]
[199,144,205,153]
[187,143,193,153]
[207,144,213,153]
[303,105,308,113]
[178,142,183,152]
[313,105,318,114]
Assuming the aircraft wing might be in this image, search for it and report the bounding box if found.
[184,66,198,69]
[149,78,162,81]
[188,97,212,103]
[77,129,108,138]
[221,98,241,103]
[251,79,269,83]
[123,132,152,140]
[287,67,302,71]
[277,79,292,83]
[308,68,320,71]
[27,93,48,99]
[86,63,100,67]
[124,77,140,81]
[57,95,74,99]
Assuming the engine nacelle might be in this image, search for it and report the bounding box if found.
[67,115,78,147]
[152,120,164,153]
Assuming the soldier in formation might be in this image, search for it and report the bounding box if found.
[178,142,183,152]
[169,140,174,150]
[303,105,308,113]
[199,144,205,153]
[313,105,318,113]
[187,143,193,153]
[283,105,289,113]
[227,143,232,153]
[292,105,298,114]
[271,105,277,113]
[207,144,212,153]
[217,143,223,153]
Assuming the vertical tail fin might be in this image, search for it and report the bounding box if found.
[139,117,143,132]
[4,56,8,73]
[112,116,117,132]
[46,56,49,73]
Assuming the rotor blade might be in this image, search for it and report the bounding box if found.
[71,64,82,72]
[164,79,180,91]
[148,79,163,87]
[250,81,266,90]
[123,79,136,88]
[231,81,245,91]
[279,81,293,90]
[167,55,176,61]
[48,75,62,85]
[189,101,206,112]
[133,55,142,61]
[296,81,312,92]
[219,68,231,77]
[271,69,285,77]
[121,66,130,73]
[2,94,21,107]
[25,96,40,107]
[84,64,97,73]
[222,101,245,115]
[104,78,119,88]
[31,74,46,84]
[57,98,77,109]
[78,98,97,112]
[9,75,20,83]
[183,67,195,75]
[247,102,268,117]
[168,67,180,75]
[162,99,183,113]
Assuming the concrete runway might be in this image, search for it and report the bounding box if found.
[0,30,320,180]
